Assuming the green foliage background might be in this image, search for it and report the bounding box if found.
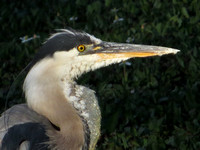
[1,0,200,149]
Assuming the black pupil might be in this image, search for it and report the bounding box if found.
[80,46,84,50]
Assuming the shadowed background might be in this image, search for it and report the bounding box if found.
[0,0,200,149]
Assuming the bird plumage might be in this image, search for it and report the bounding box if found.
[0,104,50,149]
[0,29,179,150]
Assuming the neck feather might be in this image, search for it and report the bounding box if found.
[23,58,85,150]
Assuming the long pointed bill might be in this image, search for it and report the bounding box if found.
[90,42,180,60]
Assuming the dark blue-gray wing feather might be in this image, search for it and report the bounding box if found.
[1,122,49,150]
[0,104,51,150]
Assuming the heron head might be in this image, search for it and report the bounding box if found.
[28,29,179,80]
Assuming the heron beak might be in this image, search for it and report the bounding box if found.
[91,42,180,60]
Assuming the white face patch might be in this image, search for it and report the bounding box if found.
[54,49,128,80]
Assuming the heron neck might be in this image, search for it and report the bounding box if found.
[23,58,85,150]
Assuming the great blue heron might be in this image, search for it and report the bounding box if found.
[0,29,179,150]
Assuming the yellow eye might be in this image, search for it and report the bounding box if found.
[77,45,86,52]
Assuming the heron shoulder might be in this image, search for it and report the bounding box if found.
[0,104,51,150]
